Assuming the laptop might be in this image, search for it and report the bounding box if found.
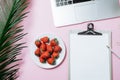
[50,0,120,27]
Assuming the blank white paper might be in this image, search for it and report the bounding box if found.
[70,31,111,80]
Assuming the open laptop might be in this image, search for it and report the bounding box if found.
[50,0,120,27]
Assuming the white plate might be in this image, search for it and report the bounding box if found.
[30,34,66,69]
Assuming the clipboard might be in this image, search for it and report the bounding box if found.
[69,23,112,80]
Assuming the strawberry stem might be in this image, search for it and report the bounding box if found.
[54,38,59,45]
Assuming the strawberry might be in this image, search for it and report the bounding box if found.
[47,57,55,65]
[40,36,49,43]
[39,57,46,63]
[40,43,46,51]
[41,51,50,59]
[47,44,53,53]
[54,45,61,52]
[41,54,45,59]
[50,38,58,46]
[52,52,59,58]
[35,48,41,57]
[44,51,51,59]
[35,40,41,48]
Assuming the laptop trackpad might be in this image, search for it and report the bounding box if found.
[74,3,97,22]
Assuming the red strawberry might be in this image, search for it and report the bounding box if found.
[47,44,53,53]
[52,52,59,58]
[40,36,49,43]
[54,45,61,52]
[47,57,55,65]
[35,48,41,57]
[40,43,46,51]
[41,54,45,59]
[35,40,41,48]
[50,38,58,46]
[41,51,50,59]
[39,57,46,63]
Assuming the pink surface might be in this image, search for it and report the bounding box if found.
[17,0,120,80]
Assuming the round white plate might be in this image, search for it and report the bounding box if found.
[30,34,66,69]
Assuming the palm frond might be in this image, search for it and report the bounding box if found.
[0,0,29,79]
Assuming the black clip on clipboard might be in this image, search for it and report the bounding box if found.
[78,23,102,35]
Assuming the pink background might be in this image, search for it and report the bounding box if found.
[17,0,120,80]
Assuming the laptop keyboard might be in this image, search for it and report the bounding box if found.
[56,0,93,7]
[56,0,73,7]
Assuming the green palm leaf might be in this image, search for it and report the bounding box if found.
[0,0,29,79]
